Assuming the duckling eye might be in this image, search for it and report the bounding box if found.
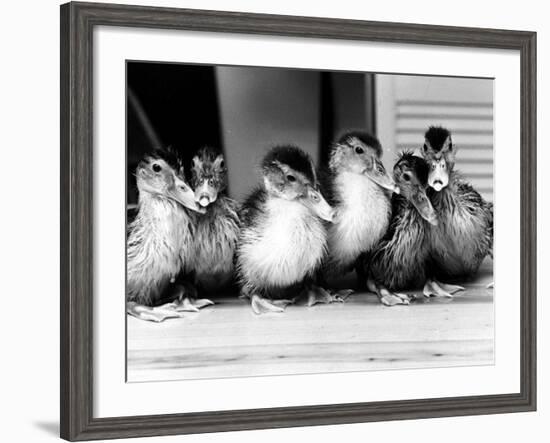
[311,193,320,202]
[220,160,225,168]
[355,146,364,154]
[441,163,446,169]
[152,163,162,173]
[403,173,411,182]
[287,175,296,182]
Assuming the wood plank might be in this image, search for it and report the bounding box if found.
[128,339,493,382]
[127,259,494,382]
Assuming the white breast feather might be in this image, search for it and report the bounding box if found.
[239,198,327,289]
[328,172,390,269]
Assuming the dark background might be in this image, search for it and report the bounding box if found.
[127,61,375,205]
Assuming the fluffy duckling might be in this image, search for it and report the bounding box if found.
[367,152,438,305]
[126,147,206,322]
[188,147,240,294]
[421,126,493,297]
[236,145,335,314]
[322,131,399,287]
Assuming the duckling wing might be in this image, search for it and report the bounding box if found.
[456,180,488,207]
[368,197,430,291]
[384,194,410,242]
[455,179,493,253]
[238,187,267,227]
[429,178,493,278]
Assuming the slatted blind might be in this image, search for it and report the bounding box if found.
[375,75,494,202]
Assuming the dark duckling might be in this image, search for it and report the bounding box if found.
[236,145,336,314]
[188,147,240,295]
[367,152,438,305]
[126,148,206,322]
[322,131,399,287]
[421,126,493,297]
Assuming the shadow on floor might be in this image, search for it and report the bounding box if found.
[33,421,59,437]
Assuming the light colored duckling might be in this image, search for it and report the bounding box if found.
[322,131,399,288]
[421,126,493,297]
[236,145,335,314]
[126,148,207,322]
[187,147,240,295]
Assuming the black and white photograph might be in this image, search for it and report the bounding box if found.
[125,61,494,382]
[1,0,543,440]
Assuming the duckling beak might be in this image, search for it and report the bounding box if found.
[427,159,449,192]
[305,188,335,223]
[170,176,206,213]
[421,210,438,226]
[316,206,336,223]
[194,182,218,208]
[411,191,438,226]
[363,159,400,194]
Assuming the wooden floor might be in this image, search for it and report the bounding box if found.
[127,259,494,382]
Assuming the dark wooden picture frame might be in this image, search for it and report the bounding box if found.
[60,1,537,441]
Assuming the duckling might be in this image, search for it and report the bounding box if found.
[187,147,240,294]
[322,131,399,288]
[126,147,207,322]
[421,126,493,297]
[366,152,438,305]
[236,145,336,314]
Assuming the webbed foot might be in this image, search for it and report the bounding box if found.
[173,297,215,312]
[299,285,347,307]
[379,289,412,306]
[423,279,465,298]
[366,279,412,306]
[251,294,293,315]
[334,289,355,300]
[166,282,214,312]
[126,301,184,323]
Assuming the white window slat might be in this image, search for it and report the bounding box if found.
[397,118,493,131]
[398,104,493,117]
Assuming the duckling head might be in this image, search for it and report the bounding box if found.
[135,147,204,213]
[191,146,227,208]
[329,130,398,193]
[394,151,438,226]
[422,126,456,192]
[261,145,335,222]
